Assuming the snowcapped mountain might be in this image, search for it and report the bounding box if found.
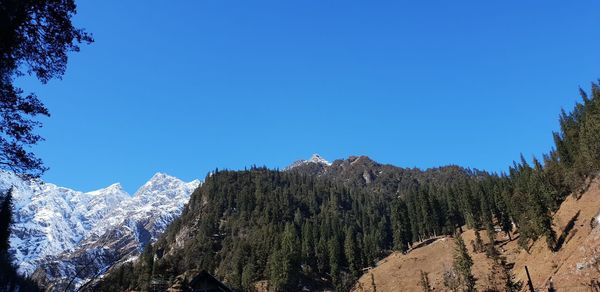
[0,172,130,275]
[94,173,199,236]
[0,171,199,289]
[284,153,332,171]
[31,173,200,290]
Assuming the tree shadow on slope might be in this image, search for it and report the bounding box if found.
[554,210,580,252]
[408,236,443,253]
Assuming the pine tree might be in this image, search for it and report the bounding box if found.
[281,223,300,266]
[316,237,329,274]
[453,237,476,292]
[241,261,257,290]
[0,190,13,255]
[344,227,359,277]
[529,192,557,250]
[578,86,600,173]
[301,221,315,270]
[139,242,154,289]
[328,235,342,285]
[473,230,484,253]
[0,190,15,287]
[268,247,288,291]
[500,210,513,241]
[268,223,300,291]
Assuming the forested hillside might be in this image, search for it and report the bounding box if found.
[95,82,600,291]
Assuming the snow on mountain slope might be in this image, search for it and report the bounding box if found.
[0,172,129,275]
[284,153,332,171]
[0,171,199,279]
[31,173,201,291]
[93,173,200,238]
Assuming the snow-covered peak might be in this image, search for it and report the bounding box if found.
[134,172,198,198]
[309,153,332,166]
[98,182,124,192]
[87,183,128,197]
[0,171,200,276]
[89,173,200,240]
[33,174,202,290]
[148,172,169,182]
[284,153,332,171]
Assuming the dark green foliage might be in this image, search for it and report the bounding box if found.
[139,242,155,290]
[471,230,484,253]
[0,0,92,178]
[552,83,600,192]
[508,158,558,251]
[268,223,300,291]
[241,260,257,290]
[344,227,360,278]
[453,237,476,292]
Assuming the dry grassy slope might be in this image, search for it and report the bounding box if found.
[508,179,600,291]
[352,231,498,292]
[353,180,600,292]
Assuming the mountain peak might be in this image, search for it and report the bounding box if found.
[147,172,181,184]
[133,172,199,198]
[107,182,124,190]
[284,153,332,171]
[2,171,199,279]
[149,172,169,180]
[309,153,331,166]
[87,183,128,197]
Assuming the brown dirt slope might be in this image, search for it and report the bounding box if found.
[353,180,600,292]
[352,230,499,291]
[509,179,600,291]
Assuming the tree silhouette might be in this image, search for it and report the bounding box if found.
[0,0,92,178]
[0,190,13,257]
[0,1,90,289]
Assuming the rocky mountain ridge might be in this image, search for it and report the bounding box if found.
[0,171,200,290]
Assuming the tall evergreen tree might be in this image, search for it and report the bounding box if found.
[344,227,359,277]
[453,237,476,292]
[0,190,12,255]
[301,221,315,270]
[268,246,288,291]
[268,223,300,291]
[328,235,342,286]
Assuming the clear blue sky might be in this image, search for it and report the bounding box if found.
[15,0,600,193]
